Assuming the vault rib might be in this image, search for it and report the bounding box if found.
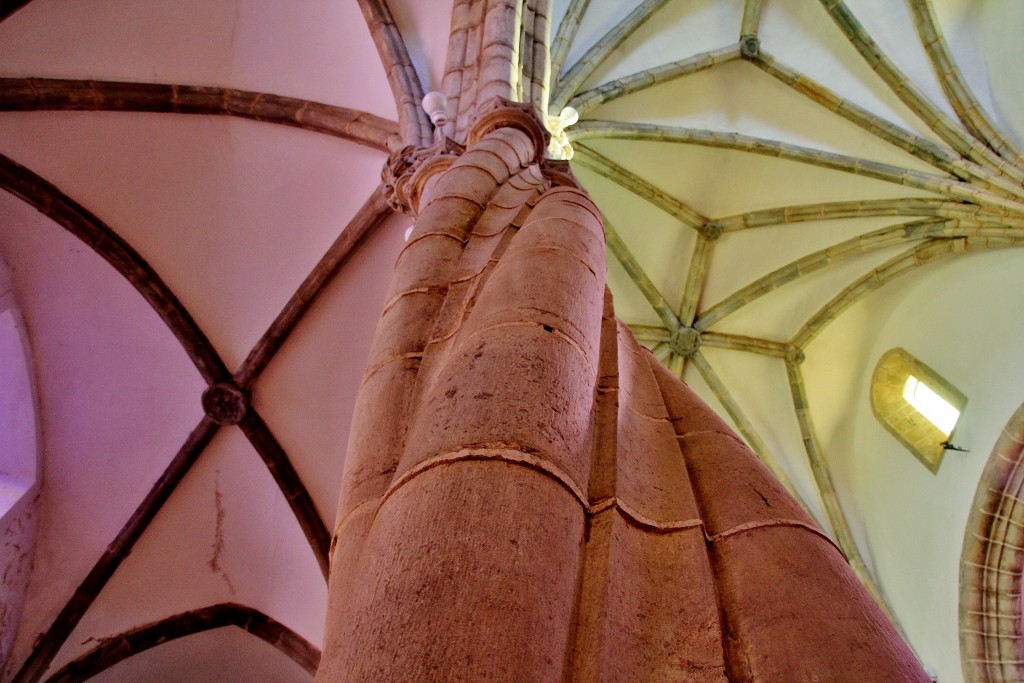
[0,153,230,384]
[700,332,788,358]
[753,53,956,172]
[784,356,902,629]
[10,418,220,683]
[694,218,1017,331]
[356,0,432,147]
[739,0,764,40]
[548,0,590,82]
[677,233,713,328]
[791,236,1024,350]
[626,323,669,343]
[780,237,1024,644]
[235,187,393,387]
[688,350,801,504]
[649,341,670,362]
[907,0,1024,169]
[0,151,333,556]
[573,143,707,230]
[42,603,321,682]
[712,197,1024,232]
[0,78,399,153]
[568,44,741,117]
[238,410,331,578]
[960,403,1024,682]
[603,219,679,331]
[753,53,1024,200]
[569,121,1024,212]
[818,0,1024,186]
[1,156,347,681]
[550,0,672,113]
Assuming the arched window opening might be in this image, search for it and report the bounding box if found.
[0,249,39,669]
[871,348,967,473]
[0,284,36,516]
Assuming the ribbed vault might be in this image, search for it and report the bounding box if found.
[0,1,1021,681]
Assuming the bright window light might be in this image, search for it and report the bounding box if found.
[903,375,960,436]
[872,348,967,472]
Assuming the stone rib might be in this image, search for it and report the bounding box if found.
[907,0,1024,167]
[568,44,741,117]
[570,120,1024,213]
[712,197,1024,232]
[960,403,1024,683]
[818,0,1024,186]
[687,350,799,500]
[604,219,680,331]
[356,0,432,146]
[551,0,672,112]
[651,355,924,681]
[573,143,707,229]
[548,0,590,82]
[235,187,392,387]
[0,78,399,152]
[10,418,219,683]
[0,152,229,384]
[44,603,320,682]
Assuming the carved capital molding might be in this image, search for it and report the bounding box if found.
[381,144,413,210]
[382,100,556,213]
[381,138,465,215]
[466,97,550,164]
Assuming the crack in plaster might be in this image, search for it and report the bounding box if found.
[209,471,236,596]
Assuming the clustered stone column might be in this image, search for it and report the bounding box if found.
[315,100,929,682]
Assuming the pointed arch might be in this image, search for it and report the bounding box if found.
[44,603,320,682]
[960,402,1024,683]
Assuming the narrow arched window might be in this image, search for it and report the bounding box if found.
[871,348,967,473]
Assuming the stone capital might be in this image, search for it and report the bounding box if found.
[466,97,550,165]
[381,137,465,215]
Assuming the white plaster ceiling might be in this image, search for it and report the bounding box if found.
[1,1,1022,682]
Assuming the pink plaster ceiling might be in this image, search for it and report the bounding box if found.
[0,3,401,678]
[251,212,409,520]
[48,428,326,677]
[0,191,207,673]
[0,113,387,370]
[0,0,396,119]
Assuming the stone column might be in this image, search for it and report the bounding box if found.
[315,100,929,682]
